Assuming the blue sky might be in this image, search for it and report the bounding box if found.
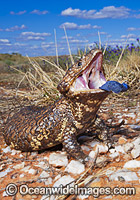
[0,0,140,56]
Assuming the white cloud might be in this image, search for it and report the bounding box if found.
[0,39,10,43]
[25,36,45,40]
[30,9,48,15]
[5,25,27,32]
[121,34,136,38]
[127,27,140,31]
[21,32,51,36]
[60,22,101,30]
[10,10,26,15]
[69,39,89,43]
[61,6,130,19]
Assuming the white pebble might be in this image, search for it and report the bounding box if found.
[109,152,119,159]
[95,144,108,154]
[124,160,140,168]
[131,148,140,159]
[13,162,25,170]
[28,168,37,175]
[49,153,68,167]
[2,146,11,153]
[123,143,134,153]
[89,151,96,159]
[109,169,138,181]
[39,171,49,178]
[45,178,52,186]
[65,160,85,174]
[53,175,75,187]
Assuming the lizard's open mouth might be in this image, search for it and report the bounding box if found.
[71,52,106,91]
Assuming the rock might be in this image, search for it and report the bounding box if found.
[28,168,37,175]
[123,143,134,153]
[0,168,13,178]
[45,178,52,186]
[21,165,30,172]
[96,156,107,165]
[89,151,96,159]
[109,152,119,159]
[65,160,85,174]
[39,171,49,178]
[124,160,140,168]
[132,137,140,147]
[3,191,8,197]
[2,146,11,153]
[109,169,138,181]
[49,152,68,167]
[35,161,46,169]
[19,174,25,178]
[131,148,140,159]
[54,174,61,181]
[11,149,20,155]
[114,145,125,154]
[13,162,25,170]
[88,140,100,148]
[81,145,90,151]
[94,144,108,154]
[78,194,89,200]
[105,168,116,176]
[118,137,127,145]
[53,175,75,187]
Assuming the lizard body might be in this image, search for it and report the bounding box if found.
[3,49,110,162]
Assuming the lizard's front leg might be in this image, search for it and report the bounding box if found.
[62,125,89,163]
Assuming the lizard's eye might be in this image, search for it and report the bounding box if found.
[78,61,82,66]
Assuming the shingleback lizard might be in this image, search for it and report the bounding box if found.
[3,49,112,163]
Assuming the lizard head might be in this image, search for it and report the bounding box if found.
[57,49,109,97]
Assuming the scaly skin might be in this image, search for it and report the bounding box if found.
[3,49,110,162]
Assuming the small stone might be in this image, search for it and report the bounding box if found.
[53,175,75,187]
[105,168,116,176]
[94,144,108,154]
[114,145,125,154]
[78,194,89,200]
[131,148,140,159]
[54,174,61,181]
[89,151,96,159]
[19,174,25,178]
[28,168,37,175]
[35,161,46,169]
[124,160,140,168]
[123,143,134,153]
[39,171,49,178]
[65,160,85,174]
[109,169,138,181]
[109,152,119,159]
[49,153,68,167]
[45,178,52,186]
[96,156,107,165]
[11,149,20,155]
[118,137,127,145]
[13,162,25,170]
[3,191,8,197]
[2,146,11,153]
[81,145,90,151]
[21,165,30,172]
[0,168,13,178]
[132,137,140,147]
[88,140,100,148]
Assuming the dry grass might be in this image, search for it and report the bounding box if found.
[1,49,140,107]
